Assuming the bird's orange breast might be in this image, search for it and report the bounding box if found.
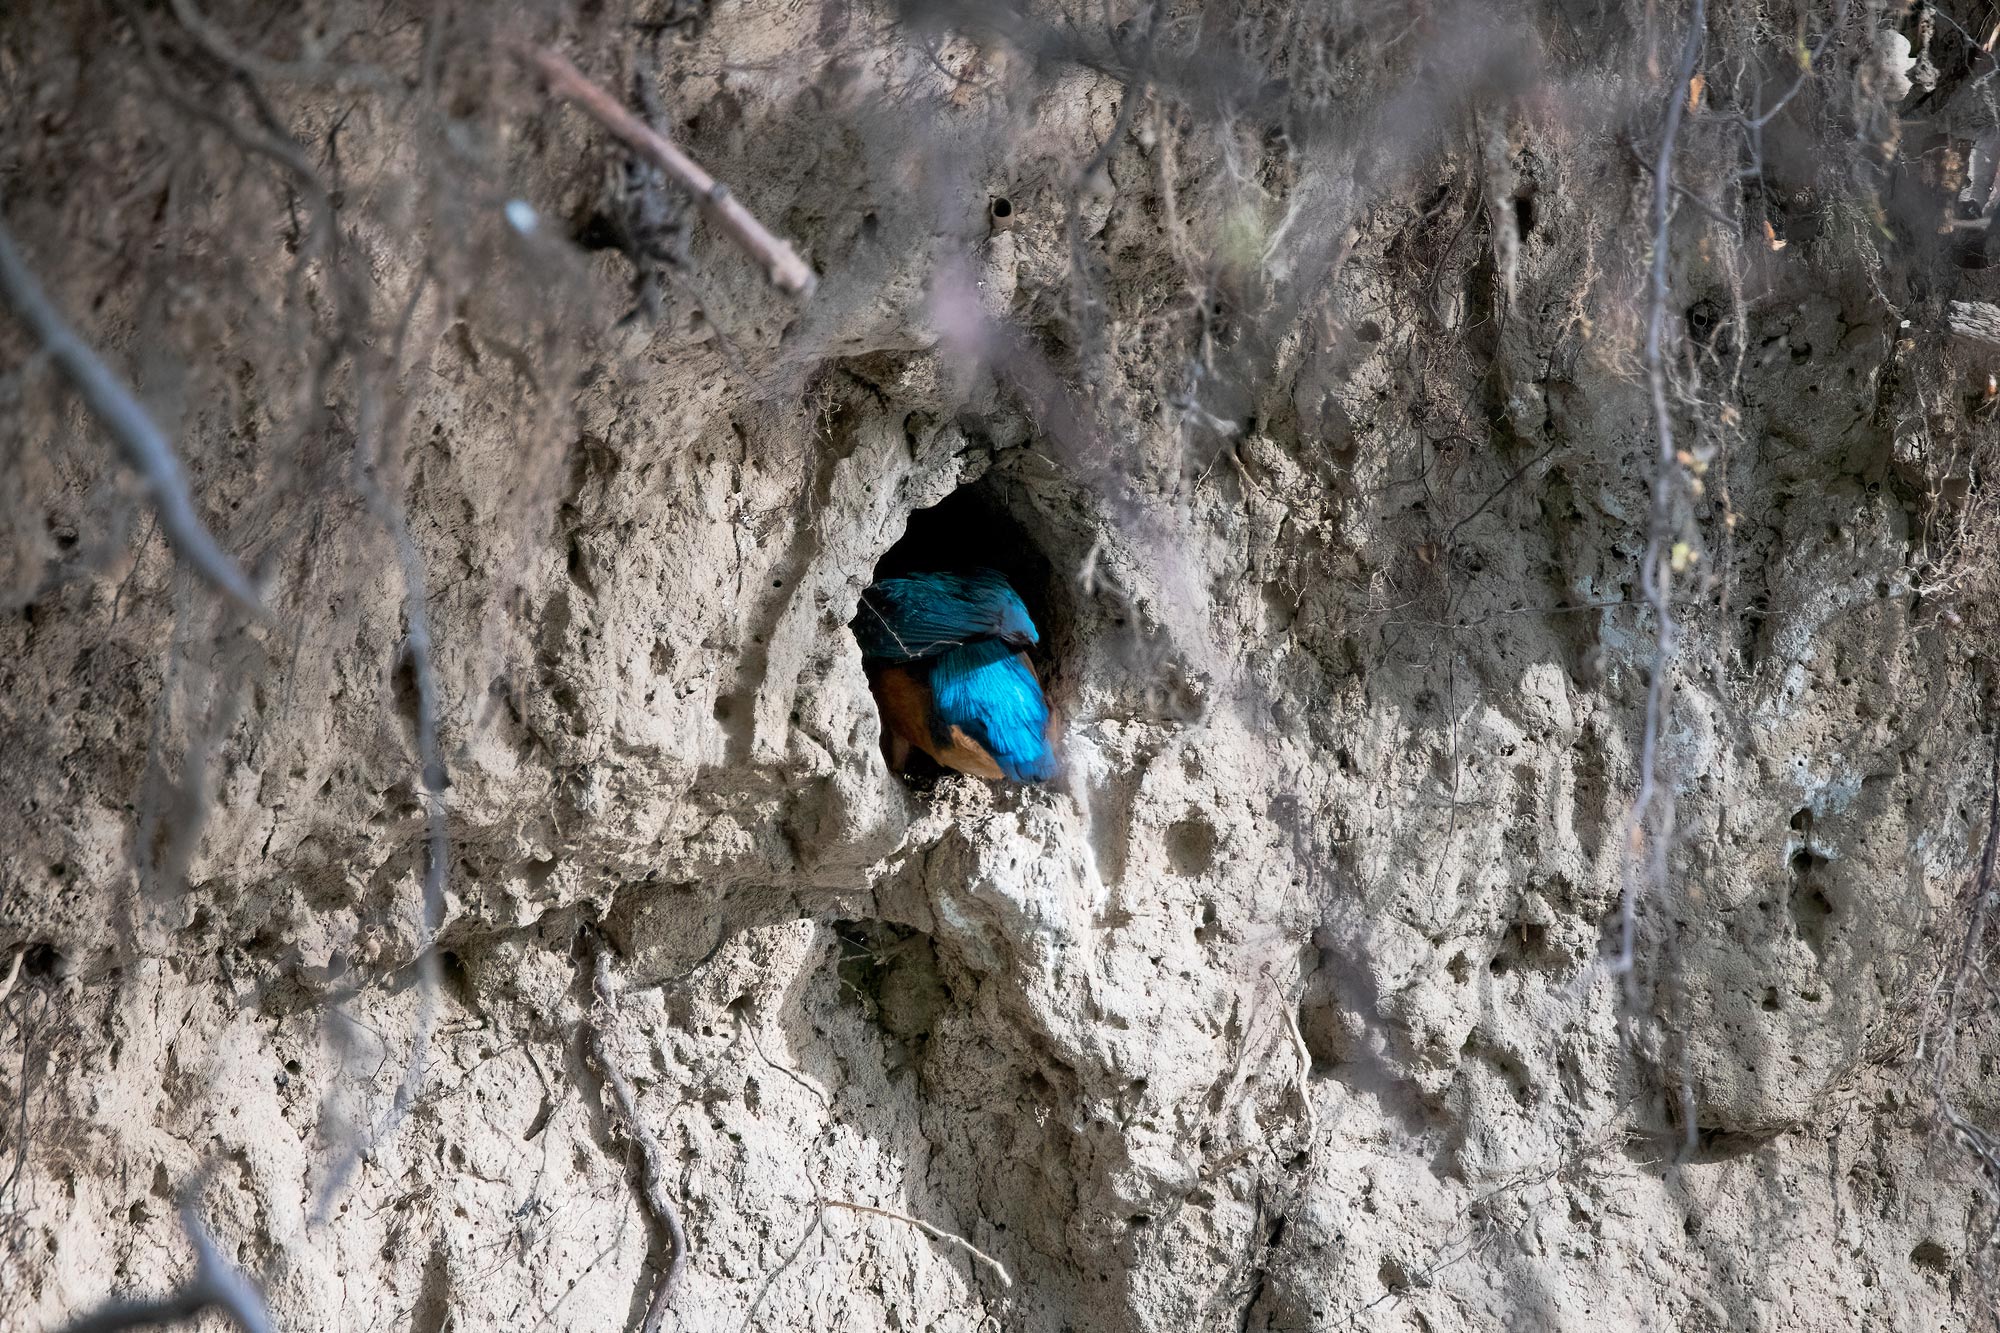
[869,664,1004,780]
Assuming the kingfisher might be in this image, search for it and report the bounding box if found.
[855,568,1059,783]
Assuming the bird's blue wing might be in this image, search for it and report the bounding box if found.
[856,570,1039,662]
[927,639,1058,782]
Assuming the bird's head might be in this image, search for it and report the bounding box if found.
[967,569,1039,650]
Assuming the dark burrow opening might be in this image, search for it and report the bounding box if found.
[833,919,952,1048]
[852,478,1069,784]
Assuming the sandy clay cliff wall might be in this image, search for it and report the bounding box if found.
[2,2,1998,1329]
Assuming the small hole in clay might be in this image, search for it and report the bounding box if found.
[22,943,63,979]
[1168,817,1218,877]
[1513,192,1536,238]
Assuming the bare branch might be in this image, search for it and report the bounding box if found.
[0,216,263,615]
[1730,0,1849,183]
[53,1204,273,1333]
[513,44,817,300]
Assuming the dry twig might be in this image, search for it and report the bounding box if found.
[0,216,262,615]
[513,45,817,299]
[821,1197,1014,1288]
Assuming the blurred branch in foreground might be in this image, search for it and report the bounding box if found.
[53,1203,273,1333]
[0,214,263,616]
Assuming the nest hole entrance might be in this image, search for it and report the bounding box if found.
[870,484,1058,622]
[856,479,1070,784]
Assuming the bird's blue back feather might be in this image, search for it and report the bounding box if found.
[927,638,1058,783]
[856,569,1040,662]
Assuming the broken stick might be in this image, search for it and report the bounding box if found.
[514,45,817,300]
[822,1197,1015,1288]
